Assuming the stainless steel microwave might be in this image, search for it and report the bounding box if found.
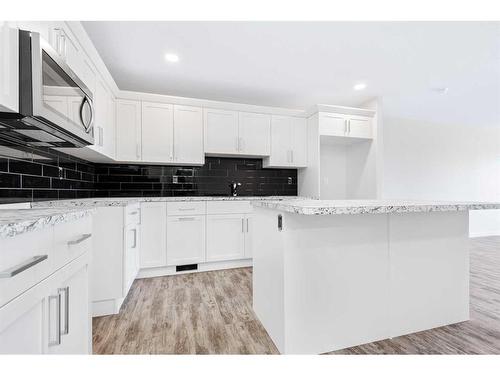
[0,29,94,148]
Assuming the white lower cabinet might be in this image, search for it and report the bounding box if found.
[90,203,141,317]
[124,223,140,295]
[47,264,90,354]
[206,214,247,262]
[0,219,92,354]
[0,291,45,354]
[166,215,206,266]
[140,202,167,268]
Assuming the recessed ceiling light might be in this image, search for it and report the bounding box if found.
[165,53,179,63]
[353,83,367,91]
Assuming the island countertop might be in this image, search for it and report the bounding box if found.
[251,199,500,215]
[0,207,94,239]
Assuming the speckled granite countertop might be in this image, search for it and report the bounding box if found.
[251,199,500,215]
[30,196,303,208]
[0,207,94,239]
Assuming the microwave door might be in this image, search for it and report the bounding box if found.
[30,32,94,145]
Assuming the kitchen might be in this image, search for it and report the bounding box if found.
[0,11,500,372]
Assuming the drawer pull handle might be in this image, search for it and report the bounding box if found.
[0,255,48,278]
[67,233,92,246]
[178,217,196,221]
[129,211,138,215]
[178,208,196,211]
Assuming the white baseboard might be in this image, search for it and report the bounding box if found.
[137,258,253,279]
[92,298,125,317]
[469,231,500,238]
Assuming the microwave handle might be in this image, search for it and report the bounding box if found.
[80,96,95,134]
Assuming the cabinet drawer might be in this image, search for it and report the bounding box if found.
[0,229,53,307]
[167,201,206,216]
[53,216,92,271]
[206,200,253,215]
[125,203,141,225]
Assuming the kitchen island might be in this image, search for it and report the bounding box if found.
[251,199,500,354]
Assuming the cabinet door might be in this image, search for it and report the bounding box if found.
[204,108,239,154]
[244,214,253,259]
[124,225,140,295]
[269,115,293,166]
[166,216,206,266]
[239,112,271,156]
[140,202,167,268]
[105,97,116,158]
[291,117,307,167]
[48,265,90,354]
[0,294,45,354]
[206,214,246,262]
[92,79,109,152]
[348,115,372,139]
[173,105,204,164]
[142,102,174,162]
[116,100,142,161]
[0,21,19,112]
[319,113,347,137]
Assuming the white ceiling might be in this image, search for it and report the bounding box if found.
[82,21,500,126]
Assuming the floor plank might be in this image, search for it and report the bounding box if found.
[93,236,500,354]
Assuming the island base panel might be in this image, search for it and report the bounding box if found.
[252,207,469,354]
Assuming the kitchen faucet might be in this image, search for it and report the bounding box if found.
[230,182,242,197]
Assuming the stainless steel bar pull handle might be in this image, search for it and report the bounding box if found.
[0,255,48,278]
[48,293,62,347]
[131,229,137,248]
[178,217,195,221]
[58,287,70,335]
[67,233,92,246]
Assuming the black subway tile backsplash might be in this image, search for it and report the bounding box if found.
[0,140,298,203]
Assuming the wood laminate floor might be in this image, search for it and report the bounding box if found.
[93,236,500,354]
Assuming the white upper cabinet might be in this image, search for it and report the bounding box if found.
[173,105,204,165]
[238,112,271,156]
[291,117,307,167]
[0,22,19,112]
[347,115,372,139]
[105,96,116,159]
[264,115,307,168]
[142,102,174,162]
[319,113,346,137]
[116,99,142,161]
[204,108,239,154]
[204,109,271,157]
[319,113,373,140]
[92,79,108,153]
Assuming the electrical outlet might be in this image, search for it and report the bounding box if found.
[172,176,179,184]
[288,177,293,185]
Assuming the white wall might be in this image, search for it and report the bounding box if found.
[382,117,500,237]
